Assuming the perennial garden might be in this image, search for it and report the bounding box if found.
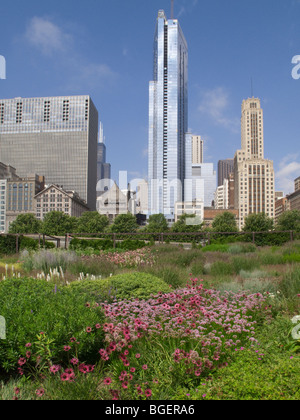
[0,237,300,400]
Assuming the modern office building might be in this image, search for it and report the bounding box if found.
[148,9,188,220]
[218,158,234,186]
[234,97,275,229]
[97,122,111,197]
[0,95,98,210]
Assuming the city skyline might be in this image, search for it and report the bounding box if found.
[0,0,300,195]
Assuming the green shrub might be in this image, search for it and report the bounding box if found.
[70,271,171,301]
[0,278,105,372]
[19,236,55,251]
[0,235,18,255]
[201,244,229,253]
[69,238,114,253]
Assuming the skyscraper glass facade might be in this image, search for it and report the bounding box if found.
[148,10,188,219]
[0,95,98,210]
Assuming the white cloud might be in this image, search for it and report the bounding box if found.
[198,87,240,133]
[24,16,118,91]
[25,17,72,56]
[276,154,300,194]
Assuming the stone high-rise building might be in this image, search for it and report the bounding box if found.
[234,97,275,229]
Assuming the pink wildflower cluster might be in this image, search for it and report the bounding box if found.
[98,279,267,367]
[101,248,155,268]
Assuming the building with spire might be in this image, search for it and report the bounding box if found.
[97,122,111,197]
[234,97,275,229]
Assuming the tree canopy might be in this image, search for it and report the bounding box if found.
[211,212,238,233]
[109,213,138,233]
[8,213,42,234]
[243,212,274,232]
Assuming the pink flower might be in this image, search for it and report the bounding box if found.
[145,389,152,398]
[60,372,71,381]
[18,357,26,366]
[63,346,71,352]
[49,365,60,374]
[142,364,148,370]
[25,343,31,348]
[36,388,45,397]
[86,327,92,333]
[135,353,141,359]
[104,377,112,385]
[70,358,79,366]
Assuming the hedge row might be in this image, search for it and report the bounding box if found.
[0,235,55,254]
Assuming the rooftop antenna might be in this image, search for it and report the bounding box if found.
[251,77,254,97]
[171,0,174,19]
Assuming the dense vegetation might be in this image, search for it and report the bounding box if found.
[0,237,299,400]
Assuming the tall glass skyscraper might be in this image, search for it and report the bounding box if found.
[148,10,188,220]
[0,95,98,210]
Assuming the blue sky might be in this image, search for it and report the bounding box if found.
[0,0,300,195]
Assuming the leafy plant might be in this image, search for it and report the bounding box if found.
[0,278,105,372]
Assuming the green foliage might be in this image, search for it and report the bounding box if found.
[172,214,203,234]
[76,212,109,234]
[41,211,78,236]
[109,214,138,233]
[19,236,55,251]
[70,271,170,301]
[146,213,169,233]
[200,244,230,252]
[69,237,114,252]
[0,278,105,372]
[0,235,18,254]
[243,212,274,232]
[276,210,300,233]
[212,211,238,233]
[8,213,42,234]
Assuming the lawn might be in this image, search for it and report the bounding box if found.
[0,240,300,400]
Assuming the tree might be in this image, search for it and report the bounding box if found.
[109,213,138,233]
[212,212,238,233]
[41,211,78,236]
[76,211,109,234]
[276,210,300,233]
[172,214,203,233]
[243,213,274,232]
[146,213,168,233]
[8,213,42,234]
